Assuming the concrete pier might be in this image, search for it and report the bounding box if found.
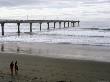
[0,19,80,36]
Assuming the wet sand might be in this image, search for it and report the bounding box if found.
[0,42,110,82]
[0,53,110,82]
[0,42,110,62]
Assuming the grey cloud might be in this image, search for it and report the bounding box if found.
[0,0,81,8]
[98,11,110,14]
[81,13,99,16]
[80,0,110,5]
[0,0,109,8]
[0,0,48,7]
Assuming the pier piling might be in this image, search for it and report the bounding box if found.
[17,23,20,34]
[40,22,42,31]
[64,22,66,28]
[54,22,56,29]
[59,22,61,29]
[1,23,4,36]
[78,21,80,27]
[47,22,50,30]
[68,22,69,27]
[30,23,32,33]
[72,22,75,27]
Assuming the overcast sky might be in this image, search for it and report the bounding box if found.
[0,0,110,21]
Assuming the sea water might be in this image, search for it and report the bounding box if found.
[0,21,110,47]
[0,21,110,62]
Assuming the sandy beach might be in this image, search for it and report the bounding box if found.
[0,42,110,82]
[0,0,110,81]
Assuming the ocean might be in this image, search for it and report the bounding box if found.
[0,21,110,62]
[0,21,110,47]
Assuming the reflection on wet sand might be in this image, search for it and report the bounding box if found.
[1,44,4,52]
[0,43,29,54]
[17,47,20,52]
[0,43,49,56]
[0,43,21,53]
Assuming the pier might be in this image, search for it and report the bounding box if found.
[0,19,80,36]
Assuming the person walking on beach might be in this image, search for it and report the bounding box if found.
[15,61,18,75]
[10,61,14,76]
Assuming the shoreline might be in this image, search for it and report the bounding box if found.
[0,42,110,62]
[1,51,110,64]
[1,40,110,48]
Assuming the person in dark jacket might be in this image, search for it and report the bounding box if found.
[10,61,14,76]
[15,61,18,75]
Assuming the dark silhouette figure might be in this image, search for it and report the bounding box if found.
[1,44,4,52]
[15,61,18,75]
[17,47,20,52]
[10,61,14,76]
